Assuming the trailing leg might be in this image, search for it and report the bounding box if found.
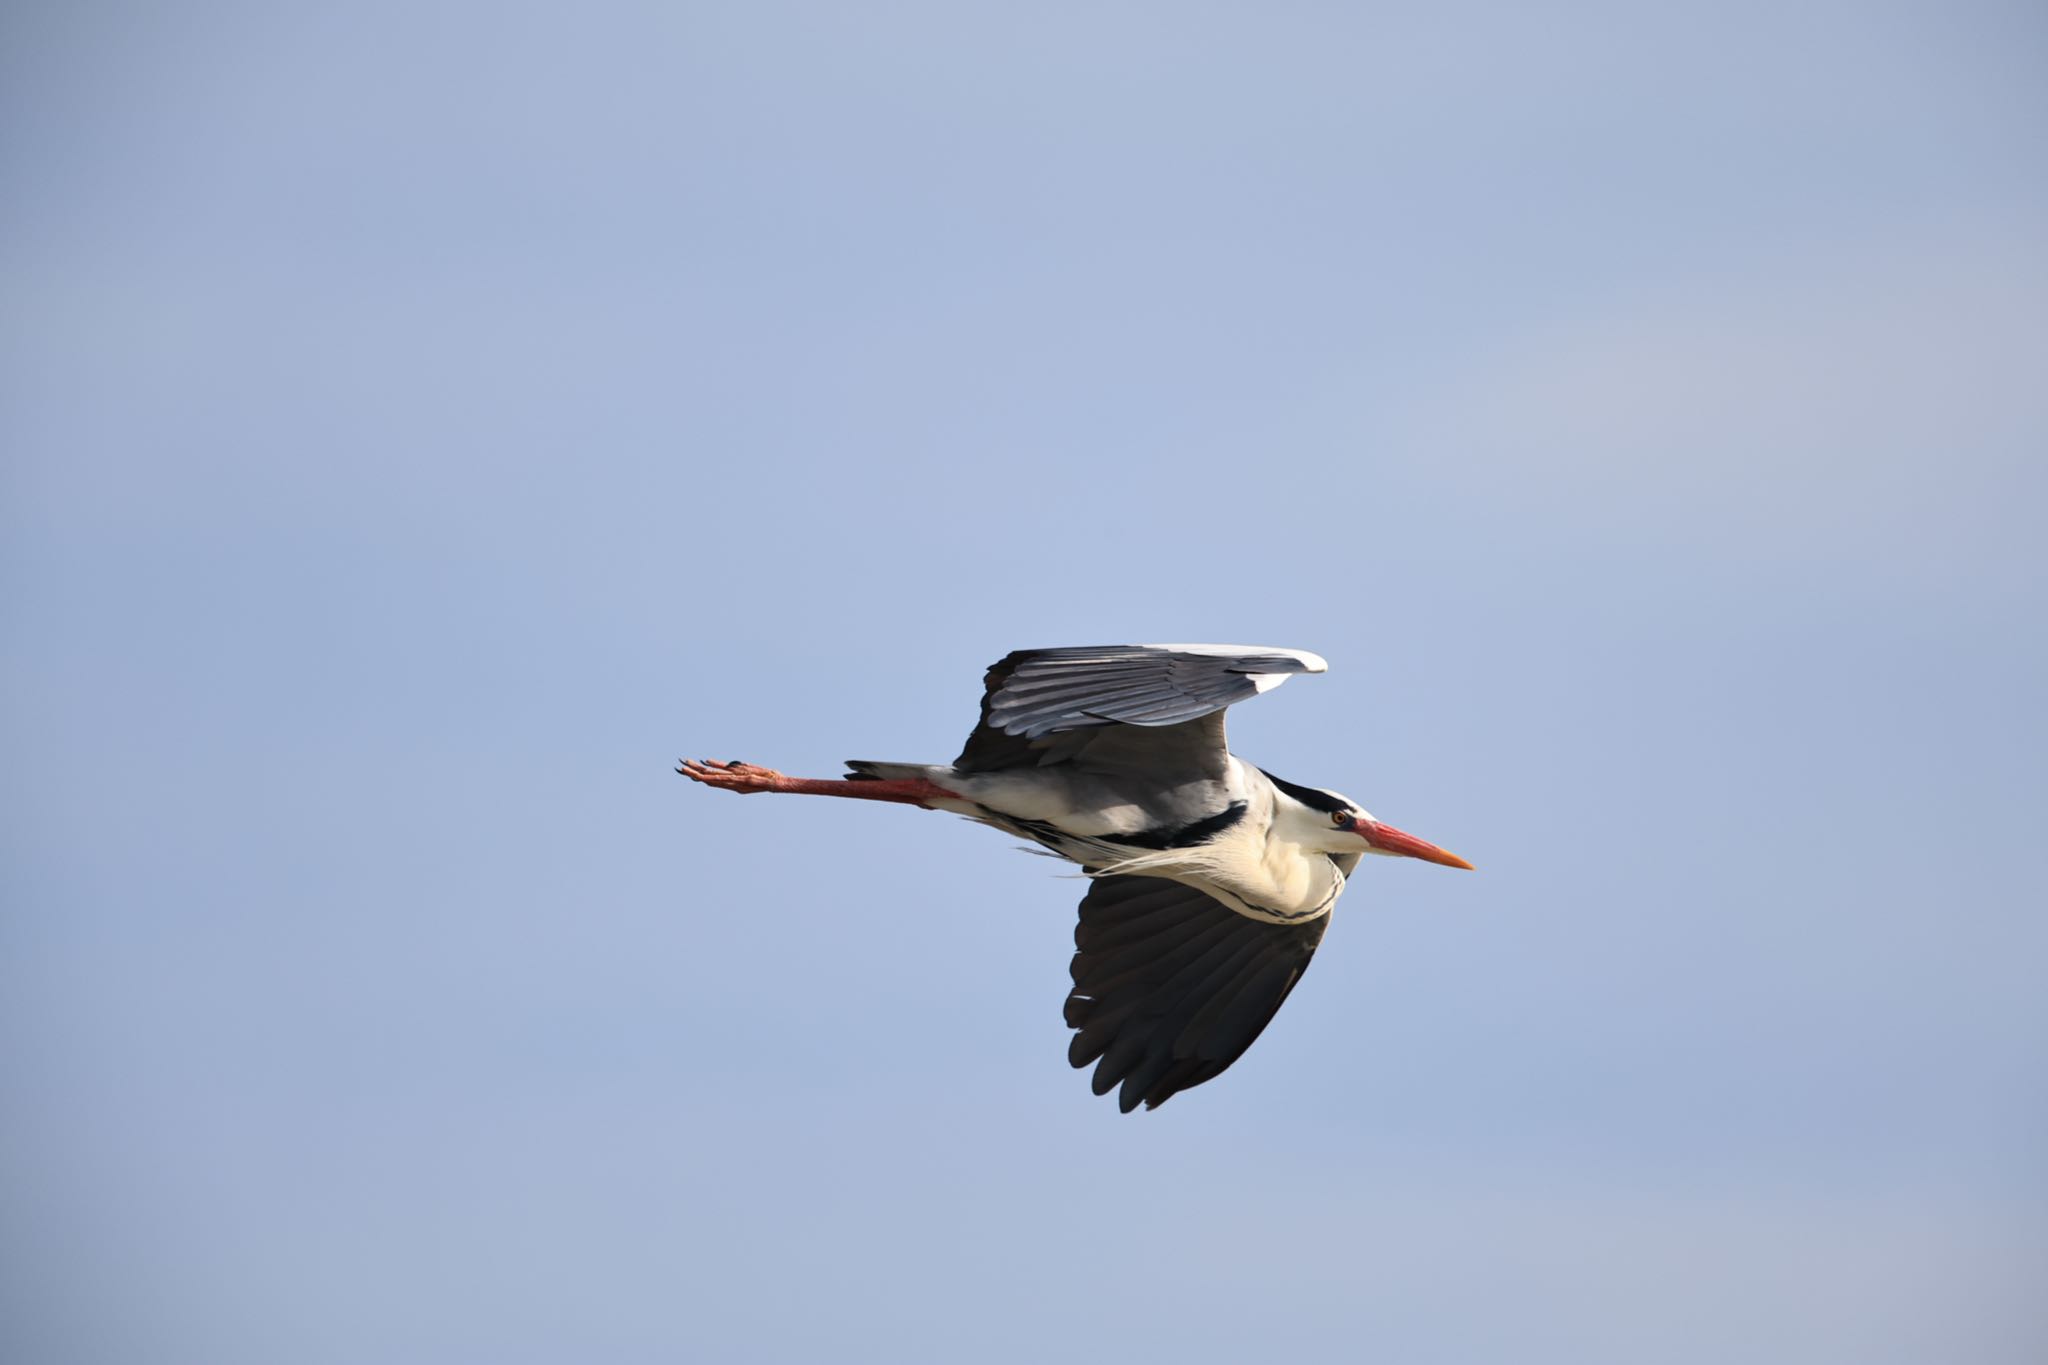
[677,758,956,807]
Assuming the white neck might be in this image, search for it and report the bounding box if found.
[1092,767,1347,922]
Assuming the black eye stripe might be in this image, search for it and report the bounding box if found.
[1259,768,1352,814]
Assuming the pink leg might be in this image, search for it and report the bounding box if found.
[676,758,957,808]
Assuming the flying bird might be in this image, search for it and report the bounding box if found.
[678,644,1471,1111]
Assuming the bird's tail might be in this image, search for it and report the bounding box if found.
[843,759,946,783]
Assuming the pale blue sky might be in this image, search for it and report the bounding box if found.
[4,3,2045,1362]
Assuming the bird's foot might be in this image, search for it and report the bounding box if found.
[676,757,788,794]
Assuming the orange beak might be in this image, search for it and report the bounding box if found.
[1355,818,1475,870]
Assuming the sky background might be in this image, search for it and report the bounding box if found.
[4,3,2046,1362]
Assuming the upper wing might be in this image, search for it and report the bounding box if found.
[1064,873,1331,1112]
[955,644,1327,773]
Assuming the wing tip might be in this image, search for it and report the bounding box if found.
[1137,643,1327,673]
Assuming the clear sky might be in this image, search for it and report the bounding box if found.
[4,3,2045,1362]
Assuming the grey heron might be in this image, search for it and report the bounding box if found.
[678,644,1471,1111]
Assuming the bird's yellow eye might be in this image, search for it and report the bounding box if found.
[1331,810,1351,827]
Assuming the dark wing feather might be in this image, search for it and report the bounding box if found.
[957,644,1323,773]
[1064,874,1331,1112]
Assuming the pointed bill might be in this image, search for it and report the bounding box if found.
[1357,819,1475,870]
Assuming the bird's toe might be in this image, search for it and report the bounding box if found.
[677,757,783,793]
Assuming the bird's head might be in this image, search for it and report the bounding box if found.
[1325,803,1474,868]
[1269,773,1475,869]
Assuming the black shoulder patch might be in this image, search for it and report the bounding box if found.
[1099,801,1248,851]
